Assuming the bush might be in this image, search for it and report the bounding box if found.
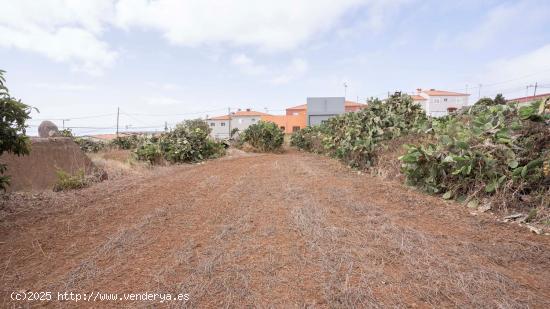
[399,100,550,208]
[53,169,88,191]
[291,93,428,168]
[110,135,140,150]
[134,137,162,164]
[0,69,33,191]
[59,128,74,137]
[134,119,225,164]
[290,125,326,153]
[73,137,107,153]
[241,121,284,152]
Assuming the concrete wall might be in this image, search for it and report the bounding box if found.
[307,97,345,126]
[0,137,95,192]
[231,115,260,133]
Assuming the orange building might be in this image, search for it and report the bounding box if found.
[262,100,366,134]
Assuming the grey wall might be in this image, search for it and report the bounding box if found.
[307,97,345,126]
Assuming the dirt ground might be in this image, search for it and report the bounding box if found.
[1,150,549,308]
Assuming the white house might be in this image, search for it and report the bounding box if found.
[207,109,270,139]
[411,88,470,117]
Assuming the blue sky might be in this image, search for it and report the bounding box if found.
[1,0,549,135]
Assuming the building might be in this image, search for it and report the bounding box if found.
[265,99,366,133]
[507,93,550,106]
[411,88,470,117]
[306,97,345,125]
[207,100,367,137]
[207,109,270,139]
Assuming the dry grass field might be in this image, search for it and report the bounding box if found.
[1,150,549,308]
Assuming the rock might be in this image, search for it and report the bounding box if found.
[478,203,491,213]
[504,213,523,220]
[527,225,543,235]
[38,120,59,138]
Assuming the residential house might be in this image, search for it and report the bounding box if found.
[270,99,366,132]
[207,109,270,139]
[412,88,470,117]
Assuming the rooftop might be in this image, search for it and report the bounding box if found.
[207,109,270,120]
[418,88,470,96]
[286,100,366,110]
[506,93,550,103]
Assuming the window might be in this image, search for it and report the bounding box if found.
[433,98,440,103]
[210,122,215,127]
[443,98,448,102]
[280,126,285,131]
[251,118,256,122]
[221,122,226,126]
[292,126,300,132]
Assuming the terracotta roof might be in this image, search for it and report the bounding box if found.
[207,109,270,120]
[232,110,271,116]
[287,101,366,110]
[507,93,550,103]
[207,115,231,120]
[89,133,133,140]
[411,95,427,101]
[421,89,470,96]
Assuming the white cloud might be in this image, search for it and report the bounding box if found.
[231,53,267,75]
[0,0,117,75]
[270,58,308,85]
[114,0,366,51]
[230,54,308,84]
[0,0,409,74]
[483,44,550,82]
[454,1,550,50]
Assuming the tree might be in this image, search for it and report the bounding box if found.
[494,93,506,105]
[0,70,33,191]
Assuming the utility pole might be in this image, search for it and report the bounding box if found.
[527,82,538,96]
[116,107,120,137]
[478,84,482,99]
[62,119,70,129]
[227,107,231,138]
[164,121,168,131]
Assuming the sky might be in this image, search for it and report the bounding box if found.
[1,0,549,136]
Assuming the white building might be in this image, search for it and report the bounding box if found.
[411,88,470,117]
[207,109,270,139]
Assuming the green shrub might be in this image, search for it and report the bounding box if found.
[134,119,225,164]
[0,69,33,191]
[134,138,162,164]
[110,135,140,149]
[53,169,88,191]
[59,128,74,137]
[290,125,326,153]
[73,137,106,153]
[399,100,549,208]
[241,121,284,152]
